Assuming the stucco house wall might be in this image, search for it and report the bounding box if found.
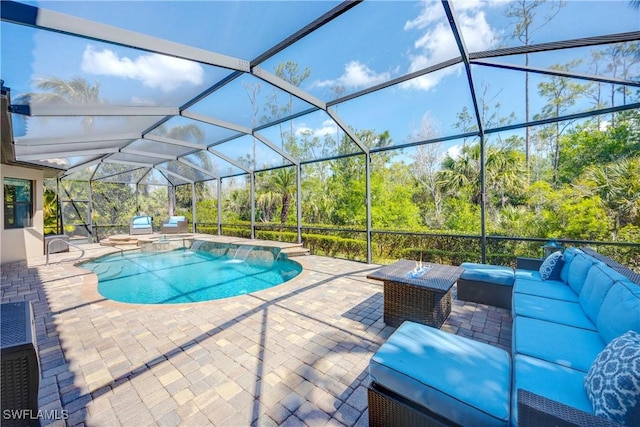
[1,163,44,264]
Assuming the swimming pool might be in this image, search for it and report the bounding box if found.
[82,243,302,304]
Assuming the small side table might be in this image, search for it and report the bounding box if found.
[367,260,464,328]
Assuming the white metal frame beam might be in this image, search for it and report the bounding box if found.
[1,1,251,72]
[252,66,326,110]
[207,148,251,173]
[16,147,118,160]
[154,166,194,184]
[177,158,219,179]
[119,148,176,160]
[102,159,154,168]
[253,131,299,165]
[470,31,640,60]
[181,110,251,134]
[15,132,140,146]
[326,108,368,154]
[62,158,103,177]
[473,59,640,88]
[13,105,179,117]
[143,134,207,150]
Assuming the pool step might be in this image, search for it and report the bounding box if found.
[99,234,311,256]
[100,235,140,246]
[280,245,310,257]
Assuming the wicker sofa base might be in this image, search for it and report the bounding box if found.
[383,280,451,328]
[368,382,458,427]
[457,278,512,310]
[517,389,623,427]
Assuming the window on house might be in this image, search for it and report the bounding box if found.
[4,177,33,228]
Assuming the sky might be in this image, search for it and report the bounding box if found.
[1,0,639,173]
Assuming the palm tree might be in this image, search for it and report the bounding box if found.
[256,190,280,223]
[153,123,208,216]
[266,167,296,229]
[438,144,483,204]
[582,158,640,231]
[43,183,59,235]
[17,76,102,132]
[437,143,527,207]
[485,147,527,208]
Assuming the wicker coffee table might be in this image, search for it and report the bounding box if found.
[367,259,464,328]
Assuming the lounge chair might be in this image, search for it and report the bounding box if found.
[161,215,188,234]
[130,215,153,235]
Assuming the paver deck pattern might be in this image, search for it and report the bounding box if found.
[1,242,511,426]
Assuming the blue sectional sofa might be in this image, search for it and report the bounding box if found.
[368,247,640,427]
[511,247,640,426]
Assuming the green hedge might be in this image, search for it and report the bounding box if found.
[302,234,367,261]
[194,223,640,270]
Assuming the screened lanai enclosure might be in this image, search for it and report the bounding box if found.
[2,0,640,265]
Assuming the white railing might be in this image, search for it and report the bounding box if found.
[46,238,85,266]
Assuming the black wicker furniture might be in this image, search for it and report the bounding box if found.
[1,301,40,427]
[457,262,515,309]
[366,248,639,426]
[366,260,464,328]
[369,321,511,426]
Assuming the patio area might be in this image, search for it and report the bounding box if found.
[1,243,511,427]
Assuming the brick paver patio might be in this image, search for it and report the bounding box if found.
[1,242,511,426]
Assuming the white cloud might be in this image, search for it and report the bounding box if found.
[313,61,390,90]
[81,45,204,93]
[39,158,69,167]
[458,10,497,52]
[402,0,500,91]
[447,143,463,160]
[295,120,337,139]
[599,120,611,131]
[404,0,443,31]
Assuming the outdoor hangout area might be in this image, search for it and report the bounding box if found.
[1,0,640,426]
[2,239,639,426]
[1,238,512,426]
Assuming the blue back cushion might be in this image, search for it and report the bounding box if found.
[133,216,151,226]
[597,280,640,344]
[579,263,618,323]
[567,253,594,294]
[560,247,584,284]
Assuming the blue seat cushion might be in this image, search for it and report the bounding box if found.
[460,262,515,286]
[513,294,595,330]
[597,280,640,344]
[513,354,593,423]
[514,317,604,372]
[163,223,178,228]
[370,321,511,427]
[515,269,544,282]
[513,278,578,302]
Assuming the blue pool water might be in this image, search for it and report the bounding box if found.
[82,248,302,304]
